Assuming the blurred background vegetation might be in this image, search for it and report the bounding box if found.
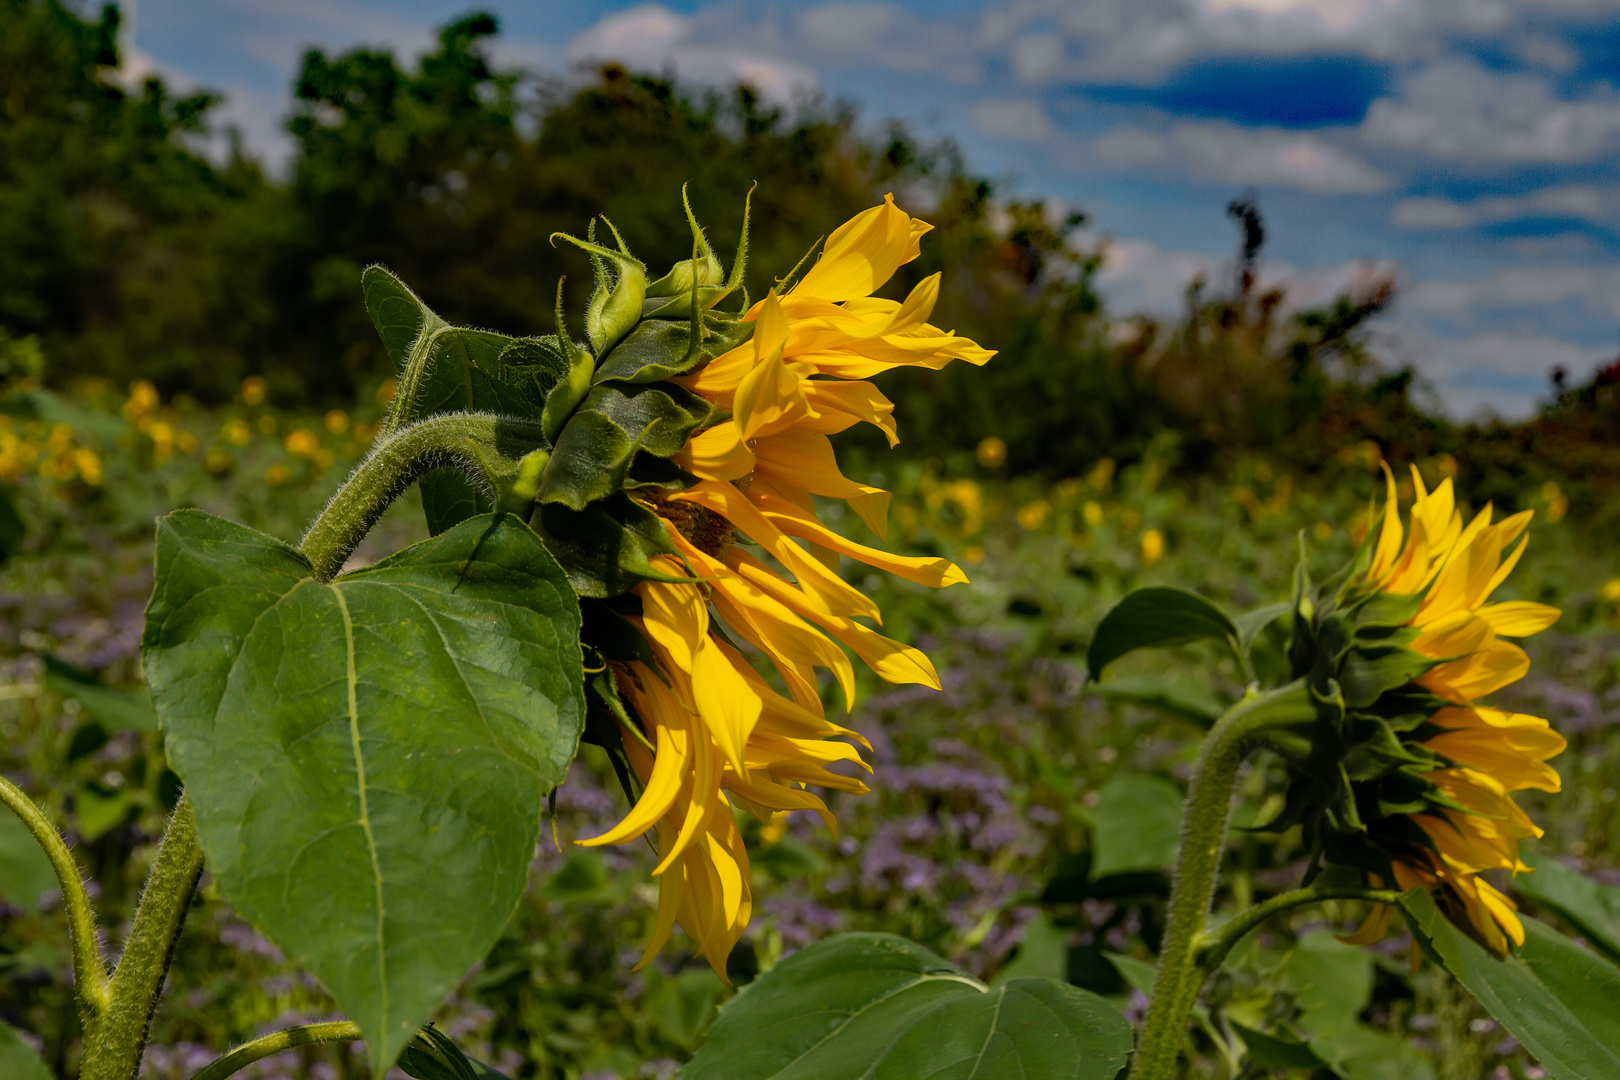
[1,2,1618,1079]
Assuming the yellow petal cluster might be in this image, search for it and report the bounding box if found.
[1359,465,1565,953]
[582,195,992,977]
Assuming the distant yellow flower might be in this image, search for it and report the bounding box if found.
[1353,465,1564,953]
[1018,500,1049,531]
[241,376,266,406]
[1603,578,1620,602]
[324,409,351,435]
[976,436,1007,467]
[1140,528,1165,566]
[585,195,991,978]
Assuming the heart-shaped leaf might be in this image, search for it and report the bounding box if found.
[143,510,585,1079]
[683,933,1133,1080]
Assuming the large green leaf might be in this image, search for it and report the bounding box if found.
[538,382,711,510]
[1514,848,1620,962]
[143,510,585,1079]
[683,933,1132,1080]
[0,811,57,914]
[0,1022,51,1080]
[1087,586,1243,680]
[1087,775,1184,878]
[1399,888,1620,1080]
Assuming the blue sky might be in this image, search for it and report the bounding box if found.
[124,0,1620,418]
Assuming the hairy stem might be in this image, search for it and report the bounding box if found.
[298,412,546,581]
[187,1022,362,1080]
[0,775,109,1019]
[1195,886,1401,974]
[79,799,205,1080]
[1128,681,1317,1080]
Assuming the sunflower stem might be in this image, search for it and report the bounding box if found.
[186,1021,362,1080]
[79,799,204,1080]
[1194,886,1401,974]
[299,412,546,581]
[1127,681,1318,1080]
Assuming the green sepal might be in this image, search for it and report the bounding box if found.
[624,452,699,493]
[580,598,660,670]
[542,280,596,445]
[534,492,697,598]
[1337,632,1435,709]
[397,1025,513,1080]
[644,185,725,300]
[644,183,752,318]
[551,222,646,356]
[539,382,712,510]
[592,319,707,385]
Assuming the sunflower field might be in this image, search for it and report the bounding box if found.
[5,5,1620,1079]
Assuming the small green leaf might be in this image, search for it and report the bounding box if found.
[0,812,58,913]
[43,656,158,732]
[684,933,1133,1080]
[991,912,1069,986]
[1087,586,1242,680]
[1514,849,1620,963]
[1234,602,1290,653]
[362,266,449,376]
[0,1022,51,1080]
[1088,775,1184,878]
[1399,888,1620,1080]
[538,383,711,510]
[144,510,586,1079]
[75,784,131,841]
[1231,1023,1331,1071]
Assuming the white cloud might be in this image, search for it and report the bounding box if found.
[568,5,818,103]
[1405,266,1620,316]
[1084,232,1397,317]
[969,98,1055,141]
[1391,185,1617,229]
[1093,122,1391,193]
[1382,329,1611,419]
[1363,58,1620,162]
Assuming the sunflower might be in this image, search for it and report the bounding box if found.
[1344,465,1565,953]
[579,196,993,978]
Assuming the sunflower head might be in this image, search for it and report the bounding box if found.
[1276,464,1565,953]
[528,189,993,978]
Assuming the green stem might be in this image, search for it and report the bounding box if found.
[79,799,205,1080]
[298,412,546,581]
[0,775,110,1019]
[1194,886,1401,974]
[1127,681,1317,1080]
[187,1021,362,1080]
